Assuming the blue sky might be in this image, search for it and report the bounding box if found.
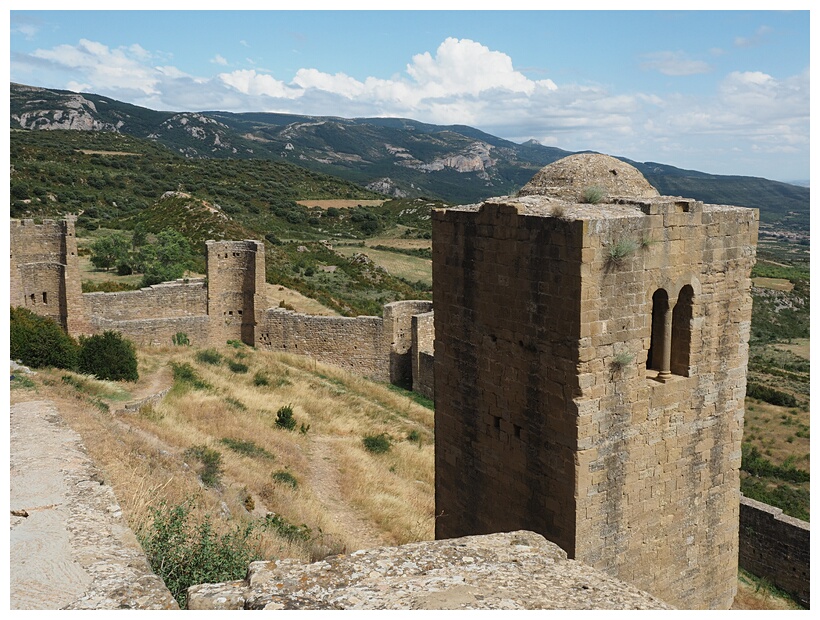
[7,6,812,182]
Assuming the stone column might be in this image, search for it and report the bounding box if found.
[657,301,675,382]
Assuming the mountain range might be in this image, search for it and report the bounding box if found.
[10,82,809,233]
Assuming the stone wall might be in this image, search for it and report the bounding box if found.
[257,308,387,380]
[384,300,434,387]
[738,496,810,607]
[90,315,211,348]
[411,310,435,399]
[84,280,208,320]
[433,194,758,609]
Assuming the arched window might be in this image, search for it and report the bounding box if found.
[647,285,695,382]
[671,285,694,376]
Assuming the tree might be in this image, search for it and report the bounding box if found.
[78,331,139,382]
[140,229,196,287]
[90,233,130,271]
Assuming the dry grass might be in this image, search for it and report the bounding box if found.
[262,282,339,316]
[335,245,432,286]
[752,276,794,292]
[772,337,809,360]
[12,342,435,566]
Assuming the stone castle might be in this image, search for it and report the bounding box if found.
[12,153,786,609]
[9,220,434,388]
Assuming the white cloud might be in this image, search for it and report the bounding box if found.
[734,25,773,48]
[9,35,808,179]
[218,69,299,99]
[211,54,228,66]
[640,51,711,76]
[30,39,161,96]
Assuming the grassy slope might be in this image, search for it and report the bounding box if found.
[10,344,435,561]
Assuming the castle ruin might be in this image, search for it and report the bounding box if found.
[10,153,771,608]
[432,154,758,608]
[9,219,433,388]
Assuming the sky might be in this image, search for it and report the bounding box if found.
[6,4,813,183]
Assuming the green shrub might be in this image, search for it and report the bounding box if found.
[184,445,223,487]
[741,444,809,482]
[219,437,274,460]
[363,433,392,454]
[170,362,210,390]
[172,332,190,346]
[78,331,139,382]
[746,382,799,408]
[271,470,298,489]
[406,430,421,443]
[138,500,262,607]
[264,512,311,542]
[195,349,223,366]
[275,405,297,431]
[253,372,269,387]
[228,360,249,374]
[10,307,79,370]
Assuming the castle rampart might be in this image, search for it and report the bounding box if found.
[84,279,208,321]
[411,310,435,399]
[738,496,810,607]
[258,308,387,380]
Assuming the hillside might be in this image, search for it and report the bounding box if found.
[10,129,437,316]
[10,82,809,232]
[9,343,434,606]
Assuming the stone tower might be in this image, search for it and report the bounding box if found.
[206,240,266,345]
[9,217,89,335]
[432,154,758,609]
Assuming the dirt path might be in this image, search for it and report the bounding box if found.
[9,400,177,609]
[308,436,387,551]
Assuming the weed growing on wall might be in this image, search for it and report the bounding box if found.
[606,238,640,264]
[581,185,605,204]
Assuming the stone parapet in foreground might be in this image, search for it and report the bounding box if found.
[187,530,671,610]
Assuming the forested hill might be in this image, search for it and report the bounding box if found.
[11,82,809,233]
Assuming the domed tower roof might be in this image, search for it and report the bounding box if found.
[518,153,660,202]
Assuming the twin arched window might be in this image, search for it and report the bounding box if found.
[647,284,694,380]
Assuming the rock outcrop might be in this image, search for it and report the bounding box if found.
[186,530,670,610]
